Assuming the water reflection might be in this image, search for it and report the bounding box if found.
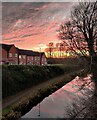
[22,74,94,118]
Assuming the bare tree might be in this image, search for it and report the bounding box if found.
[71,1,97,96]
[58,21,89,58]
[72,2,97,62]
[56,42,65,58]
[58,1,97,61]
[47,42,54,58]
[58,1,97,95]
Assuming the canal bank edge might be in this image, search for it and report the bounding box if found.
[2,67,88,120]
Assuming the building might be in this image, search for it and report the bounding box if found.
[0,44,18,64]
[40,52,47,65]
[32,52,41,65]
[0,43,47,65]
[17,49,47,65]
[17,49,27,65]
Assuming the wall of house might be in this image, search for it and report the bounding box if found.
[41,54,47,65]
[1,44,47,65]
[27,56,33,65]
[33,56,40,65]
[19,55,27,65]
[0,48,8,64]
[8,45,18,64]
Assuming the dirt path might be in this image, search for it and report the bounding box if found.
[2,74,67,109]
[3,68,84,110]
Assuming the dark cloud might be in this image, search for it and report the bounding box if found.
[2,2,48,33]
[3,36,18,40]
[2,2,76,50]
[9,39,22,43]
[2,2,74,33]
[20,33,41,38]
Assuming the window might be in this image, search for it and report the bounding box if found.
[28,57,29,60]
[35,57,37,60]
[45,58,47,62]
[23,55,26,59]
[19,55,21,59]
[9,53,12,57]
[15,53,18,57]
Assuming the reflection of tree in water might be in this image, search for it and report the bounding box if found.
[64,75,97,118]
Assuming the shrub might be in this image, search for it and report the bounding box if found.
[2,65,65,98]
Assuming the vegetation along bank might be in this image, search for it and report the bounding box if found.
[2,64,82,99]
[2,64,88,120]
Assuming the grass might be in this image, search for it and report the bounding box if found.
[2,66,89,120]
[2,64,82,99]
[2,57,89,120]
[2,65,65,98]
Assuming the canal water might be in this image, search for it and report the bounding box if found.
[22,75,94,118]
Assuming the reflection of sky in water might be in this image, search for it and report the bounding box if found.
[22,75,94,118]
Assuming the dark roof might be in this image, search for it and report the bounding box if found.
[17,48,39,56]
[0,44,46,57]
[0,44,14,52]
[40,52,46,57]
[17,48,46,57]
[16,48,27,55]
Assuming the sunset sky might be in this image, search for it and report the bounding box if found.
[2,2,76,51]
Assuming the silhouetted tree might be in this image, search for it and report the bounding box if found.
[47,42,54,58]
[58,21,89,57]
[58,1,97,95]
[56,42,65,57]
[72,2,97,64]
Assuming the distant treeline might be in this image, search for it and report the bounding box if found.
[47,57,87,65]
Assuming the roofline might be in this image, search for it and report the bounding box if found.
[1,43,46,57]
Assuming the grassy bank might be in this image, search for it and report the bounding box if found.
[3,65,66,99]
[2,65,89,120]
[2,64,82,99]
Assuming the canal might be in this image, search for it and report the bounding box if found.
[22,74,94,118]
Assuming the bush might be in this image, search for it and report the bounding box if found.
[2,65,65,98]
[2,64,81,99]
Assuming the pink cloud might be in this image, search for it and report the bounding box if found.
[2,2,75,51]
